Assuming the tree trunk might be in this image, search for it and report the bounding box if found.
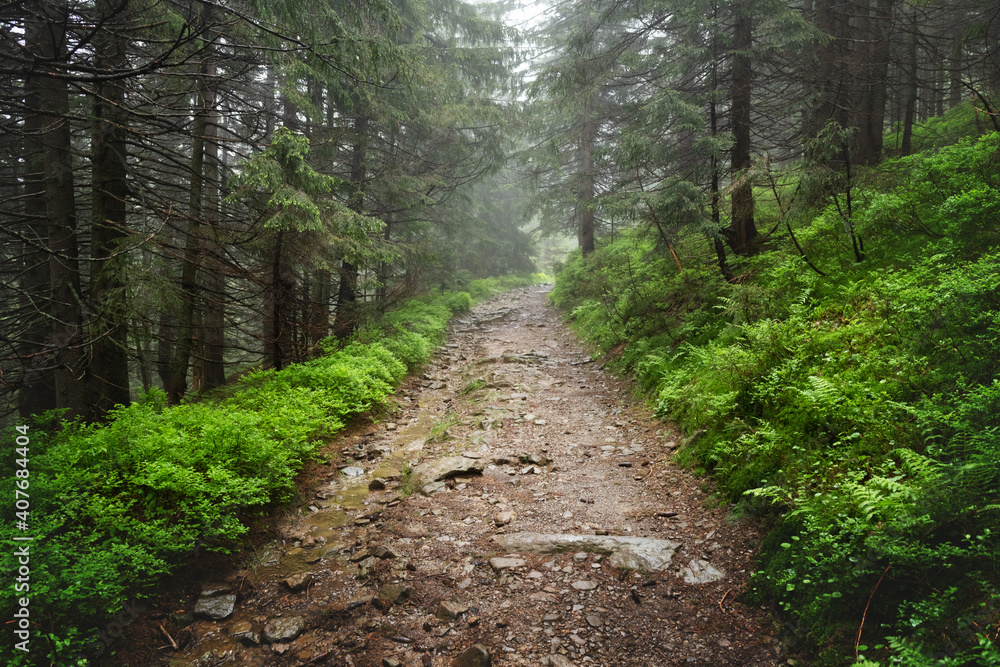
[728,1,757,255]
[17,9,56,418]
[200,79,225,391]
[334,113,369,339]
[578,113,596,256]
[32,1,90,418]
[167,63,210,403]
[900,6,919,155]
[90,0,132,415]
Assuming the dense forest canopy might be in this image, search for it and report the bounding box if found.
[0,0,533,421]
[1,0,999,664]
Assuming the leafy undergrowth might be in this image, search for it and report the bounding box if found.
[0,274,545,665]
[551,133,1000,665]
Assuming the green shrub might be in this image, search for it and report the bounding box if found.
[0,276,537,664]
[551,133,1000,665]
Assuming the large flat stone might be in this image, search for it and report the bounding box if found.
[494,532,681,572]
[411,456,484,486]
[193,594,236,620]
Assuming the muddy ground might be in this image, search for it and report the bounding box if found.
[115,285,798,667]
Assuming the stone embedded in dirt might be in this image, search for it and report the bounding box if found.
[421,481,447,496]
[199,581,233,597]
[572,580,598,590]
[341,466,365,476]
[489,556,526,571]
[679,559,726,584]
[262,615,305,643]
[586,614,604,627]
[493,510,514,526]
[383,658,402,667]
[369,478,387,491]
[378,583,414,603]
[493,456,511,465]
[520,452,550,466]
[349,548,371,562]
[386,422,397,431]
[494,533,681,572]
[542,655,575,667]
[462,451,482,459]
[227,620,260,645]
[411,456,485,486]
[436,600,469,620]
[451,643,491,667]
[283,572,312,592]
[193,593,236,620]
[371,544,399,559]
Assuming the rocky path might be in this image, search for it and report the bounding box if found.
[154,286,792,667]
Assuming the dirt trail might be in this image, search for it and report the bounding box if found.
[149,286,791,667]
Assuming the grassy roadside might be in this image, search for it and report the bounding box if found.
[0,273,547,665]
[550,134,999,665]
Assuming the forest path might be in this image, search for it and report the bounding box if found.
[157,286,789,667]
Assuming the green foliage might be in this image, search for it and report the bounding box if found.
[0,279,530,663]
[551,133,1000,665]
[883,100,995,153]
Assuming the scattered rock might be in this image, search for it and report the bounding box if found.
[193,594,236,620]
[542,655,576,666]
[283,572,312,592]
[436,600,469,620]
[378,583,413,603]
[493,510,514,526]
[262,615,305,643]
[489,557,526,571]
[451,643,491,667]
[341,466,365,476]
[386,422,397,431]
[227,620,260,645]
[371,544,399,559]
[369,478,387,491]
[679,559,726,584]
[520,452,550,466]
[585,614,604,627]
[571,581,597,591]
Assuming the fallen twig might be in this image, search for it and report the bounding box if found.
[158,623,179,650]
[719,588,733,612]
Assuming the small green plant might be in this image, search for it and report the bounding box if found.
[461,378,488,395]
[425,411,461,444]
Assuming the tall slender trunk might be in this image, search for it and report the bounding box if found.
[31,0,90,418]
[90,0,132,415]
[167,60,210,403]
[708,8,733,282]
[900,6,919,155]
[18,8,56,418]
[334,113,369,339]
[578,112,596,256]
[200,81,225,390]
[728,0,757,255]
